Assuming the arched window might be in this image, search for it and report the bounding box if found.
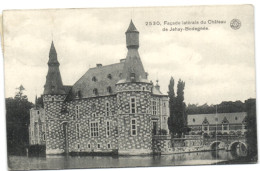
[93,88,98,95]
[107,86,112,93]
[107,74,112,80]
[92,76,97,82]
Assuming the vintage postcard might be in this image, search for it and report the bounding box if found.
[1,5,257,170]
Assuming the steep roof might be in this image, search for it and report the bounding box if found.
[44,41,66,95]
[118,48,149,83]
[126,20,139,33]
[187,112,247,126]
[69,62,124,99]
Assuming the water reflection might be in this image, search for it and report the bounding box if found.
[8,150,245,170]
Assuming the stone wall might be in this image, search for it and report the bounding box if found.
[43,82,169,155]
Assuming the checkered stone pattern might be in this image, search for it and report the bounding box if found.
[116,83,153,114]
[152,136,173,153]
[65,96,119,152]
[116,82,154,154]
[117,114,153,153]
[43,83,169,155]
[43,95,67,154]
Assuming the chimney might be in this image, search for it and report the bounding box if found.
[96,64,102,67]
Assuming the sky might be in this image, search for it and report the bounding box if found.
[2,5,256,105]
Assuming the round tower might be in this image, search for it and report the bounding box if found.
[116,20,153,155]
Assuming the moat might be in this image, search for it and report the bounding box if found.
[8,150,246,170]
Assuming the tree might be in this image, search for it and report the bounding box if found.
[6,85,33,155]
[245,98,257,161]
[167,77,176,135]
[167,78,187,137]
[175,79,187,136]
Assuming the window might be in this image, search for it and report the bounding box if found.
[107,144,111,149]
[92,76,97,82]
[130,97,136,114]
[142,86,145,91]
[130,73,135,81]
[97,144,101,149]
[93,89,98,95]
[77,144,80,149]
[52,97,54,102]
[75,105,80,119]
[193,118,195,122]
[235,117,238,120]
[76,123,80,138]
[119,73,122,78]
[90,122,99,137]
[223,125,228,130]
[152,100,157,115]
[37,111,40,114]
[131,119,137,136]
[204,126,208,131]
[107,74,112,80]
[77,91,82,98]
[43,133,45,141]
[107,86,112,93]
[88,144,91,148]
[163,102,166,107]
[106,101,110,116]
[157,99,160,114]
[106,121,111,137]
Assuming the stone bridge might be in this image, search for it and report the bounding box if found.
[204,135,247,151]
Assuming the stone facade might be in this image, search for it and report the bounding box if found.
[187,112,247,136]
[42,21,170,155]
[29,107,46,145]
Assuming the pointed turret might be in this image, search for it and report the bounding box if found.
[120,20,148,83]
[125,20,139,49]
[44,41,66,95]
[48,41,59,65]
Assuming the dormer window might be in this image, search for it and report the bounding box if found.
[93,88,98,95]
[92,76,97,82]
[77,90,81,98]
[107,74,112,80]
[107,86,112,93]
[130,73,135,81]
[51,85,55,92]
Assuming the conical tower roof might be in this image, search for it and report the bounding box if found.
[48,41,59,65]
[119,20,148,83]
[126,20,139,33]
[44,41,66,95]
